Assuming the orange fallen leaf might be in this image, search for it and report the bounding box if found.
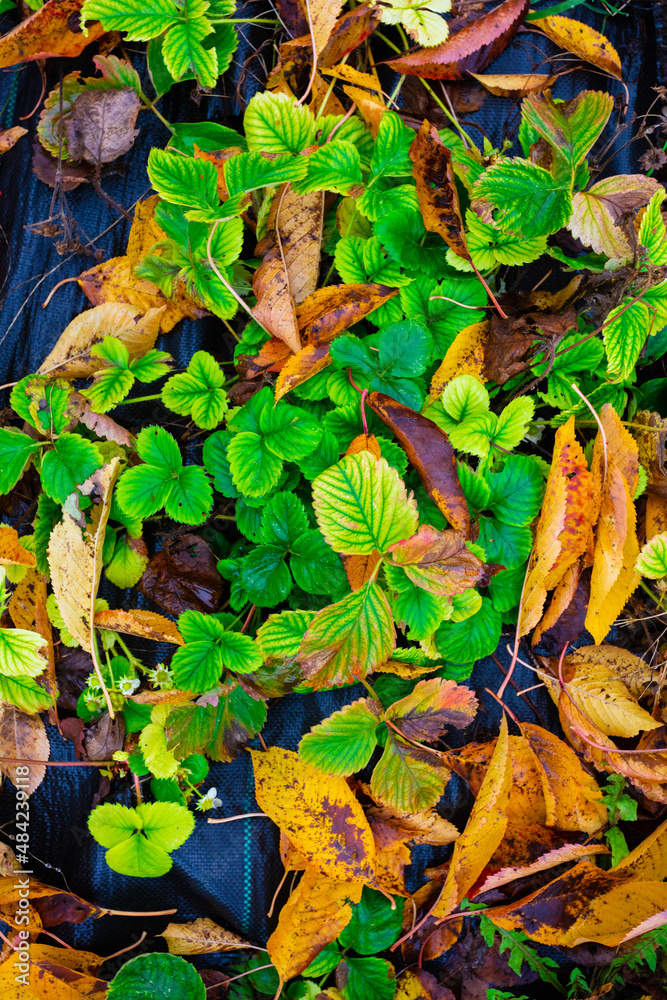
[0,125,27,153]
[536,14,623,80]
[342,551,382,590]
[267,866,362,981]
[93,608,184,645]
[252,247,302,354]
[469,71,556,96]
[585,405,640,644]
[274,342,332,402]
[0,526,36,567]
[342,85,386,136]
[0,0,105,68]
[297,282,398,343]
[474,842,609,896]
[322,63,382,91]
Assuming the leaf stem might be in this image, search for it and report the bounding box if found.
[207,812,269,825]
[116,393,162,405]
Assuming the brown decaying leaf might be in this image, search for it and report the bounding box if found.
[536,13,622,80]
[0,526,36,567]
[267,866,362,981]
[0,126,27,154]
[0,708,49,796]
[0,0,106,68]
[368,804,459,850]
[139,534,223,617]
[486,863,667,947]
[65,89,141,165]
[274,0,309,38]
[429,321,488,398]
[93,608,183,645]
[483,309,577,385]
[243,339,293,380]
[0,876,105,929]
[158,917,254,955]
[250,746,376,884]
[296,283,398,344]
[39,303,164,379]
[410,121,471,261]
[83,712,125,760]
[32,139,92,190]
[367,391,470,537]
[431,717,512,928]
[265,188,323,306]
[268,2,380,93]
[469,72,555,97]
[383,0,530,79]
[48,460,120,653]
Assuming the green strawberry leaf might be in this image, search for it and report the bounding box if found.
[299,698,382,775]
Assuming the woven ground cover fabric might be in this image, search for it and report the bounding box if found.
[0,0,661,971]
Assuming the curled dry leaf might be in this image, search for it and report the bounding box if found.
[39,303,164,379]
[367,804,459,849]
[0,526,36,567]
[158,917,254,955]
[0,708,49,796]
[250,746,376,884]
[384,0,530,79]
[0,0,105,68]
[469,72,555,97]
[536,14,623,80]
[74,397,134,447]
[267,866,362,981]
[410,120,471,262]
[47,460,120,653]
[65,89,141,166]
[521,416,596,636]
[93,608,184,645]
[367,391,470,536]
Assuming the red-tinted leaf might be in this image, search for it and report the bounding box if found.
[366,392,470,536]
[387,677,478,741]
[386,524,484,595]
[383,0,530,79]
[410,121,470,261]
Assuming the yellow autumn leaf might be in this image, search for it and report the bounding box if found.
[48,459,120,653]
[560,660,660,738]
[429,321,488,399]
[0,526,36,567]
[433,716,511,919]
[250,746,376,884]
[614,815,667,880]
[38,303,164,379]
[267,865,362,981]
